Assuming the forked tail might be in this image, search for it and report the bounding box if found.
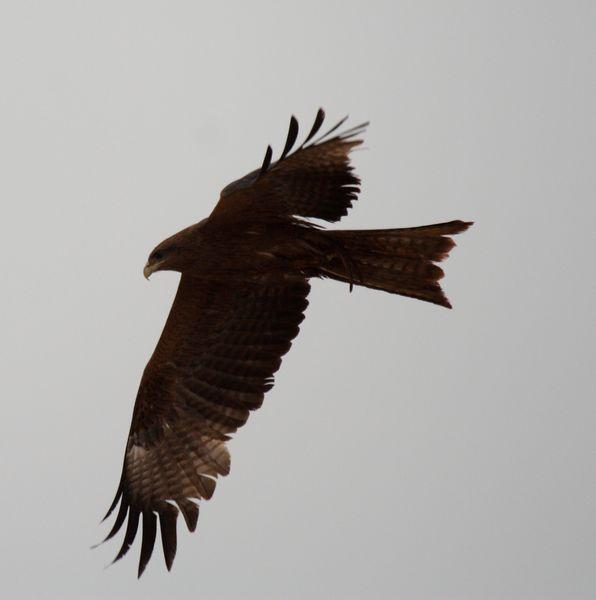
[319,220,472,308]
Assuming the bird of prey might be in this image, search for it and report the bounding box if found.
[99,109,471,576]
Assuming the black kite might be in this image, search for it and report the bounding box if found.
[99,110,471,576]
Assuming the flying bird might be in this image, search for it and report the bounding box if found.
[99,109,472,576]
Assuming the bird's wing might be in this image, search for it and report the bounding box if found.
[101,274,310,576]
[212,109,368,223]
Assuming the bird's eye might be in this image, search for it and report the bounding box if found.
[152,251,164,261]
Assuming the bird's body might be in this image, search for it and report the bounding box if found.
[100,110,472,576]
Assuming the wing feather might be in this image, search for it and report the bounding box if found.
[279,115,299,161]
[178,499,199,533]
[113,506,140,563]
[159,505,178,572]
[138,511,157,578]
[300,107,326,147]
[258,145,273,178]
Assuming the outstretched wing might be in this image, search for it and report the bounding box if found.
[100,275,310,576]
[212,109,368,223]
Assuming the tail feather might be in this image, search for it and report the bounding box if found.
[320,220,472,308]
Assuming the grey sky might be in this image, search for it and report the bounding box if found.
[1,1,595,599]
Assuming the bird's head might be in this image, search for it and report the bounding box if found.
[143,220,206,279]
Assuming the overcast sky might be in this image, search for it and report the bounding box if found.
[1,1,595,599]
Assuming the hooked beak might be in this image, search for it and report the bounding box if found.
[143,260,164,280]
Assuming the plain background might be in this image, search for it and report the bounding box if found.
[1,1,595,599]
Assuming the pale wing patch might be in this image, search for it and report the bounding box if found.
[124,427,230,509]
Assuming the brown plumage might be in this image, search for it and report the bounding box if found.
[99,109,472,576]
